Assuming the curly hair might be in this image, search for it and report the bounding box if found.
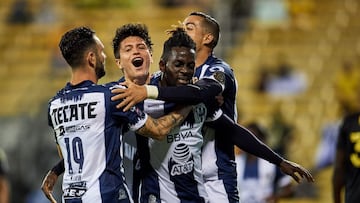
[112,23,153,59]
[161,27,196,61]
[59,26,96,68]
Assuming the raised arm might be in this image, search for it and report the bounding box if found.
[209,114,315,183]
[136,105,192,140]
[111,77,223,111]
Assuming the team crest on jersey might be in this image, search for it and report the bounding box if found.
[213,71,225,85]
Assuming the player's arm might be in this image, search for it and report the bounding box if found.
[111,77,223,111]
[208,114,314,183]
[41,145,64,203]
[332,148,345,203]
[332,143,345,203]
[135,105,192,140]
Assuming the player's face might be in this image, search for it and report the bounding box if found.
[160,46,195,87]
[116,36,152,84]
[183,15,206,52]
[94,36,106,79]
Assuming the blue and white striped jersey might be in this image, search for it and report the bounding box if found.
[194,54,239,203]
[136,73,222,203]
[48,80,148,203]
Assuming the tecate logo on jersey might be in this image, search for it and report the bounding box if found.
[51,102,98,125]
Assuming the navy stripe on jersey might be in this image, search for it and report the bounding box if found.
[195,54,239,203]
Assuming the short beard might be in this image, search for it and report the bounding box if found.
[95,61,105,79]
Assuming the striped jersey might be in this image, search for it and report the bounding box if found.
[48,80,148,203]
[194,54,239,203]
[136,73,222,203]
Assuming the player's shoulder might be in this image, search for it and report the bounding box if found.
[210,55,232,70]
[150,71,162,85]
[204,56,234,78]
[100,81,127,93]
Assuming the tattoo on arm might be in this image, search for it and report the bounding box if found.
[136,106,191,140]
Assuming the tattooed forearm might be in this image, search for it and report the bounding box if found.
[136,106,192,140]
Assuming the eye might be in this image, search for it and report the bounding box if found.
[174,61,184,68]
[138,44,147,50]
[123,46,131,52]
[185,24,195,31]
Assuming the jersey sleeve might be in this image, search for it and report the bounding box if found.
[208,114,284,165]
[109,84,148,132]
[157,77,223,104]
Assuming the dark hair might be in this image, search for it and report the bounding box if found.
[59,26,96,68]
[112,23,153,59]
[161,27,196,61]
[189,11,220,49]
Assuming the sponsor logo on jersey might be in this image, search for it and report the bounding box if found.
[169,143,194,176]
[66,125,90,133]
[167,130,195,143]
[63,181,87,199]
[51,102,98,126]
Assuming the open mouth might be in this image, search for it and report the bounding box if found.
[178,77,192,84]
[132,57,144,67]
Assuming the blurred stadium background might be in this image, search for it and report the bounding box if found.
[0,0,359,202]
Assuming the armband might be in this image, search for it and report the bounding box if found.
[145,85,158,99]
[51,160,65,176]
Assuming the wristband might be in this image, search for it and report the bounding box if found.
[145,85,158,99]
[51,160,65,176]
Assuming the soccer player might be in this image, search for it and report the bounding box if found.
[332,111,360,203]
[46,26,190,203]
[41,23,160,203]
[135,27,223,203]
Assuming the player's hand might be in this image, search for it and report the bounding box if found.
[279,160,314,183]
[41,170,58,203]
[111,80,147,111]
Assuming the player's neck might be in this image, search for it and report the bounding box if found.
[70,68,98,85]
[126,74,149,85]
[195,48,212,67]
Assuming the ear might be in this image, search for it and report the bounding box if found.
[159,59,166,72]
[87,51,96,68]
[115,59,123,70]
[203,33,214,45]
